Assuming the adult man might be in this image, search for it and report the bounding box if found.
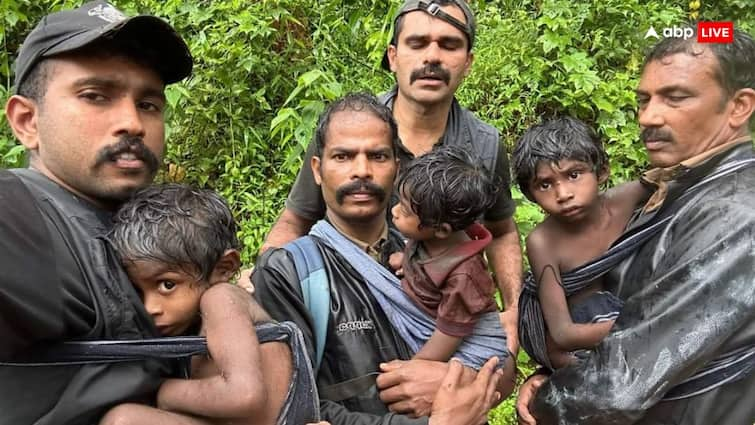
[253,93,516,425]
[261,0,523,352]
[0,3,288,424]
[517,28,755,424]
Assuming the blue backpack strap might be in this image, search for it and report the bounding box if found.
[283,236,330,371]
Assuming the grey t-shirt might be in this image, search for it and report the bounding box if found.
[285,88,515,223]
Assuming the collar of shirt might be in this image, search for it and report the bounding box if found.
[328,218,389,262]
[381,86,471,161]
[640,137,752,213]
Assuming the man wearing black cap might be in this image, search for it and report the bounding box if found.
[263,0,523,357]
[0,2,194,424]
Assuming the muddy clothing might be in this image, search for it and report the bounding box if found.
[253,229,430,425]
[0,169,168,425]
[533,143,755,424]
[401,223,498,337]
[285,88,515,223]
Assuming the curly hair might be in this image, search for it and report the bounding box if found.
[512,116,607,201]
[396,145,498,231]
[110,184,239,281]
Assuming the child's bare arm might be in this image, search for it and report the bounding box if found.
[413,329,463,362]
[158,283,267,419]
[528,231,607,351]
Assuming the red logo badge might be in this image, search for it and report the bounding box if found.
[697,22,734,43]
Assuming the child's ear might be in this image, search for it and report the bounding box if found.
[434,223,454,239]
[209,249,242,285]
[597,165,610,185]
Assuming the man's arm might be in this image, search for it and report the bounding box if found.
[0,171,65,359]
[532,199,755,423]
[260,208,315,252]
[484,216,522,354]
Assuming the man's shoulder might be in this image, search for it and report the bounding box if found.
[454,100,499,141]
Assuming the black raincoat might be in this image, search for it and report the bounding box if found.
[0,169,169,425]
[533,143,755,424]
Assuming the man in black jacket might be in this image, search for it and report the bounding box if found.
[253,93,516,425]
[0,3,290,424]
[517,26,755,425]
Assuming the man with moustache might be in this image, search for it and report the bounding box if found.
[261,0,523,354]
[253,93,516,425]
[516,27,755,425]
[0,3,194,424]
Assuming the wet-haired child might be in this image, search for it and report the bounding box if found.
[512,116,648,368]
[390,146,502,362]
[100,184,291,425]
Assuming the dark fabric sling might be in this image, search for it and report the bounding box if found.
[1,321,320,425]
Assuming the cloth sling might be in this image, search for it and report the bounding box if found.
[518,157,755,399]
[1,322,320,425]
[309,220,509,370]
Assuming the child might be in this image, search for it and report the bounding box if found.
[390,146,501,362]
[100,184,291,425]
[512,116,648,368]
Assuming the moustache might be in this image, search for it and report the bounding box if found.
[409,63,451,85]
[335,180,386,205]
[94,136,160,173]
[640,128,674,144]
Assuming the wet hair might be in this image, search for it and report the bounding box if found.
[314,92,399,157]
[110,184,240,282]
[396,145,497,231]
[392,0,472,52]
[512,116,608,201]
[644,26,755,100]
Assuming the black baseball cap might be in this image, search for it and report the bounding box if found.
[13,1,192,94]
[381,0,476,70]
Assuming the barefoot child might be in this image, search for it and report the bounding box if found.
[100,184,292,425]
[512,116,648,368]
[390,146,503,362]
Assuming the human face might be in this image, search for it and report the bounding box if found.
[387,6,473,106]
[529,159,603,223]
[29,53,166,209]
[125,260,206,336]
[312,110,397,228]
[391,191,436,242]
[636,49,738,167]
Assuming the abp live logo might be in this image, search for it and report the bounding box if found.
[697,22,734,43]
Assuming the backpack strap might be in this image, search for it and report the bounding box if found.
[283,236,330,371]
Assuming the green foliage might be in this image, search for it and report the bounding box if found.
[2,1,754,423]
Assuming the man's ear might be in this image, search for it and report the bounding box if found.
[208,249,242,285]
[728,88,755,130]
[311,155,323,186]
[433,223,454,240]
[387,44,398,73]
[463,51,474,77]
[5,95,40,151]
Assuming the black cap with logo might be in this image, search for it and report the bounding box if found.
[381,0,476,70]
[13,1,193,93]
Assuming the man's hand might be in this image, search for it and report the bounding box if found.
[377,359,459,417]
[236,267,254,294]
[429,357,502,425]
[500,309,519,355]
[516,373,548,425]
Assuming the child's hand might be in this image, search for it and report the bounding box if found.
[389,252,404,276]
